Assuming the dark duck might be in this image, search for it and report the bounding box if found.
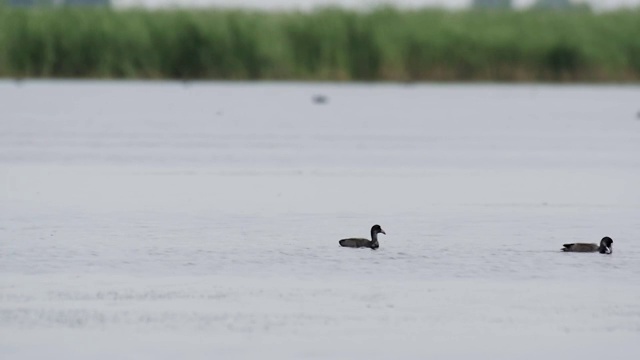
[562,237,613,254]
[339,224,386,249]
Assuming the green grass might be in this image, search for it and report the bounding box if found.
[1,6,639,81]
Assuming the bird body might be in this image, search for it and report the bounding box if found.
[562,237,613,254]
[339,237,379,249]
[339,225,385,249]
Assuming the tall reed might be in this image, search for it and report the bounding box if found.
[0,6,639,81]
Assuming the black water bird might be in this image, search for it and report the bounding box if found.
[339,225,386,249]
[562,237,613,254]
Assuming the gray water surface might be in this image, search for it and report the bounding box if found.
[1,81,640,359]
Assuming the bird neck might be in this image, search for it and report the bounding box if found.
[371,230,379,242]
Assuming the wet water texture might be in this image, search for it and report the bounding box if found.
[1,81,640,359]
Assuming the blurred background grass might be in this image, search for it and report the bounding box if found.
[0,5,639,81]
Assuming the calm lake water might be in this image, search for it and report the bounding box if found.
[1,81,640,359]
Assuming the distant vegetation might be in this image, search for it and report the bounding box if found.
[471,0,512,10]
[0,6,639,81]
[5,0,110,6]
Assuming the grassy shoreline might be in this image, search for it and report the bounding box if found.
[1,6,639,82]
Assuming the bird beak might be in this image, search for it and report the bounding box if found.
[380,229,386,235]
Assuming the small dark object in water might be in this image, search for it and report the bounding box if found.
[312,95,328,104]
[561,236,613,254]
[339,224,386,249]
